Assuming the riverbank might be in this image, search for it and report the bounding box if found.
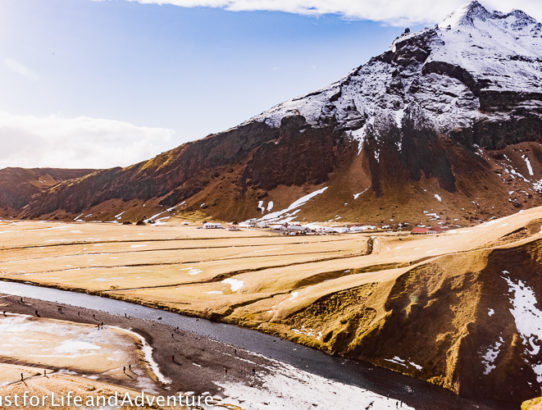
[0,293,270,398]
[0,284,498,410]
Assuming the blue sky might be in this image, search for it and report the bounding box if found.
[0,0,540,168]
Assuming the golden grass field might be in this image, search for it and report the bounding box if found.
[0,208,542,404]
[0,210,539,323]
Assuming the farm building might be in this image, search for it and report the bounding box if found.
[203,222,223,229]
[286,224,306,233]
[411,226,445,235]
[411,227,429,235]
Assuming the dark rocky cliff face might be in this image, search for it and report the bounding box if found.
[241,117,339,191]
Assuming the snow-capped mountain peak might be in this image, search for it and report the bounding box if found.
[438,1,492,29]
[247,1,542,154]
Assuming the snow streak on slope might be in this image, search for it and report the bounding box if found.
[251,187,328,223]
[502,270,542,388]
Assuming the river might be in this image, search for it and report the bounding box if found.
[0,281,503,409]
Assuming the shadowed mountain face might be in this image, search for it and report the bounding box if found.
[0,168,94,216]
[12,1,542,226]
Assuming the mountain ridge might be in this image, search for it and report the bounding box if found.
[8,1,542,227]
[0,167,95,216]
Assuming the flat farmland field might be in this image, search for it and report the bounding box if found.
[0,212,541,326]
[1,208,542,403]
[0,221,370,317]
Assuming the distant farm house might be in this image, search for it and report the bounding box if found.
[428,225,444,234]
[411,227,429,235]
[203,222,223,229]
[411,226,445,235]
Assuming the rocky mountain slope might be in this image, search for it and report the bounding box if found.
[15,1,542,226]
[0,168,94,217]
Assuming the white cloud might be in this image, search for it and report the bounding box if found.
[122,0,542,26]
[3,58,38,81]
[0,111,176,169]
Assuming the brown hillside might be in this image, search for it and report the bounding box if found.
[0,167,94,216]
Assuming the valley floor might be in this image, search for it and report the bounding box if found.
[0,210,541,406]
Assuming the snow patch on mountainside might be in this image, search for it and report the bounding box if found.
[248,187,328,223]
[480,336,504,375]
[502,270,542,387]
[523,155,534,176]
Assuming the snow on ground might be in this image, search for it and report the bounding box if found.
[55,340,100,354]
[288,291,298,301]
[222,278,244,292]
[258,200,274,214]
[144,210,171,224]
[353,188,369,200]
[424,210,440,220]
[348,225,376,232]
[409,361,423,371]
[523,155,534,176]
[93,277,122,282]
[434,194,442,202]
[153,216,171,226]
[350,119,373,154]
[182,267,202,276]
[504,165,530,183]
[251,187,328,223]
[502,271,542,386]
[488,308,495,317]
[480,337,504,375]
[216,358,412,410]
[384,356,423,372]
[291,326,321,340]
[112,326,171,386]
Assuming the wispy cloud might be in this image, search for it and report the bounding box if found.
[0,112,176,169]
[121,0,542,26]
[3,58,38,81]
